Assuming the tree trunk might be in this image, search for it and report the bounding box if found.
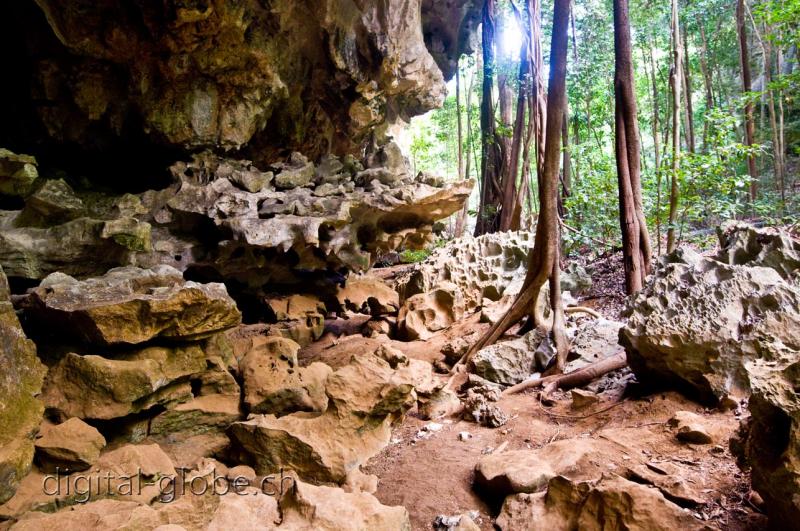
[681,26,696,154]
[698,24,715,151]
[457,0,571,373]
[454,64,469,237]
[763,29,785,204]
[666,0,682,253]
[500,6,532,233]
[736,0,758,202]
[475,0,503,236]
[560,106,571,219]
[614,0,652,294]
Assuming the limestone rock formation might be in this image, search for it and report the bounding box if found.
[33,418,106,473]
[398,283,464,340]
[396,232,536,313]
[395,232,591,332]
[0,148,472,312]
[733,349,800,526]
[0,149,38,197]
[336,276,400,316]
[0,266,45,504]
[621,247,800,404]
[5,0,480,162]
[8,477,409,531]
[471,329,545,386]
[715,221,800,279]
[496,474,708,531]
[240,336,331,416]
[263,294,326,346]
[24,266,241,345]
[280,479,412,530]
[229,351,425,485]
[40,344,217,420]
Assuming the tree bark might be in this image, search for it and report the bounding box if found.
[500,4,532,232]
[681,26,696,154]
[454,63,469,238]
[736,0,758,202]
[698,24,715,151]
[475,0,503,236]
[614,0,652,294]
[456,0,571,373]
[666,0,682,254]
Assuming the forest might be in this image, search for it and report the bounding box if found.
[406,0,798,257]
[0,0,799,529]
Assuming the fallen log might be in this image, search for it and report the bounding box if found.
[502,352,628,396]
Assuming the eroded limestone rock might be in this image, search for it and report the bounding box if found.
[496,474,708,531]
[34,418,106,473]
[240,336,331,416]
[40,343,230,421]
[715,221,800,279]
[621,248,800,404]
[229,351,425,485]
[25,266,241,345]
[13,0,479,160]
[733,354,800,526]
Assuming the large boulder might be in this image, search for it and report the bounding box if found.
[34,417,106,473]
[24,266,241,345]
[470,329,544,386]
[733,350,800,526]
[40,343,232,420]
[229,352,423,485]
[496,474,708,531]
[0,149,38,197]
[240,336,331,416]
[620,248,800,404]
[0,266,45,504]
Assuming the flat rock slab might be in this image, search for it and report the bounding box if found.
[34,418,106,473]
[25,265,241,345]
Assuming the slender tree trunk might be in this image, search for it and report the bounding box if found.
[736,0,758,201]
[666,0,682,253]
[777,43,786,202]
[762,29,785,204]
[454,64,469,237]
[681,26,696,154]
[500,6,532,233]
[614,0,652,294]
[698,24,715,151]
[459,0,571,372]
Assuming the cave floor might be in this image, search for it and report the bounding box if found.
[301,305,767,531]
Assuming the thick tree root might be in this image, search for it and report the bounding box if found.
[502,352,628,396]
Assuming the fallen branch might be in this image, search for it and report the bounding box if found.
[564,306,602,318]
[502,352,628,396]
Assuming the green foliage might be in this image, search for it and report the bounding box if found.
[399,249,431,263]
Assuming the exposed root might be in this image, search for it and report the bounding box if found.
[502,352,628,396]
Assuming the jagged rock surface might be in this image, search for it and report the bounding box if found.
[240,336,331,416]
[5,0,479,162]
[733,345,800,526]
[0,150,472,306]
[395,232,591,335]
[33,418,106,473]
[621,246,800,404]
[715,220,800,279]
